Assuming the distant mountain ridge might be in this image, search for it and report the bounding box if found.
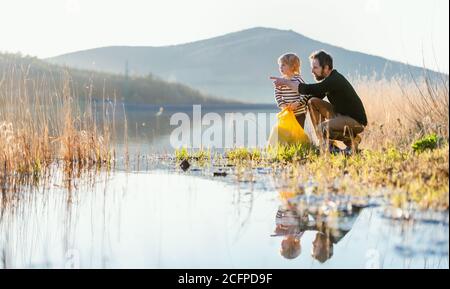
[1,52,235,105]
[47,27,448,103]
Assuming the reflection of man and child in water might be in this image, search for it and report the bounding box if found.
[272,191,364,263]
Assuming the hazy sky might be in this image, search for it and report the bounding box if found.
[1,0,449,73]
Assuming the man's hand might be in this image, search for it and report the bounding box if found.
[270,77,299,92]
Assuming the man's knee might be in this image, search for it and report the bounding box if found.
[318,120,345,140]
[307,97,322,107]
[331,126,364,142]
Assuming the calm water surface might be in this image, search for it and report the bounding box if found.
[0,106,448,268]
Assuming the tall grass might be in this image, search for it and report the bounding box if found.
[353,73,449,150]
[0,63,117,196]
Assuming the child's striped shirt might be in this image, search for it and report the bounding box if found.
[274,75,310,115]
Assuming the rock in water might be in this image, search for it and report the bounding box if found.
[213,171,227,177]
[180,159,190,171]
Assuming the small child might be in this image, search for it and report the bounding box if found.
[274,53,310,128]
[272,206,305,259]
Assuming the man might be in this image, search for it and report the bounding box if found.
[270,50,367,153]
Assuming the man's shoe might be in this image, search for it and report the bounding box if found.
[344,135,361,150]
[328,143,342,155]
[343,146,362,156]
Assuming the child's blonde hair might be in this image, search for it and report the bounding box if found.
[278,53,301,75]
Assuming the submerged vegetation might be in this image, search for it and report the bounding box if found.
[175,142,448,211]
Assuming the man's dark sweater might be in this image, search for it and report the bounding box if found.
[298,70,368,126]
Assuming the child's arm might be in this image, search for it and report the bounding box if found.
[275,87,287,108]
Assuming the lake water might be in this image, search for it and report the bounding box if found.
[0,106,448,269]
[109,104,318,154]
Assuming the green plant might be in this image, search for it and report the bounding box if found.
[268,143,316,162]
[412,133,441,153]
[175,148,211,161]
[175,147,189,161]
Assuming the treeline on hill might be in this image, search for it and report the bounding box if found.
[0,52,236,105]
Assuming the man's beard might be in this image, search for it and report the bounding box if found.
[314,73,326,81]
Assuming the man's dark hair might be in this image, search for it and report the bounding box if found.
[310,50,333,70]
